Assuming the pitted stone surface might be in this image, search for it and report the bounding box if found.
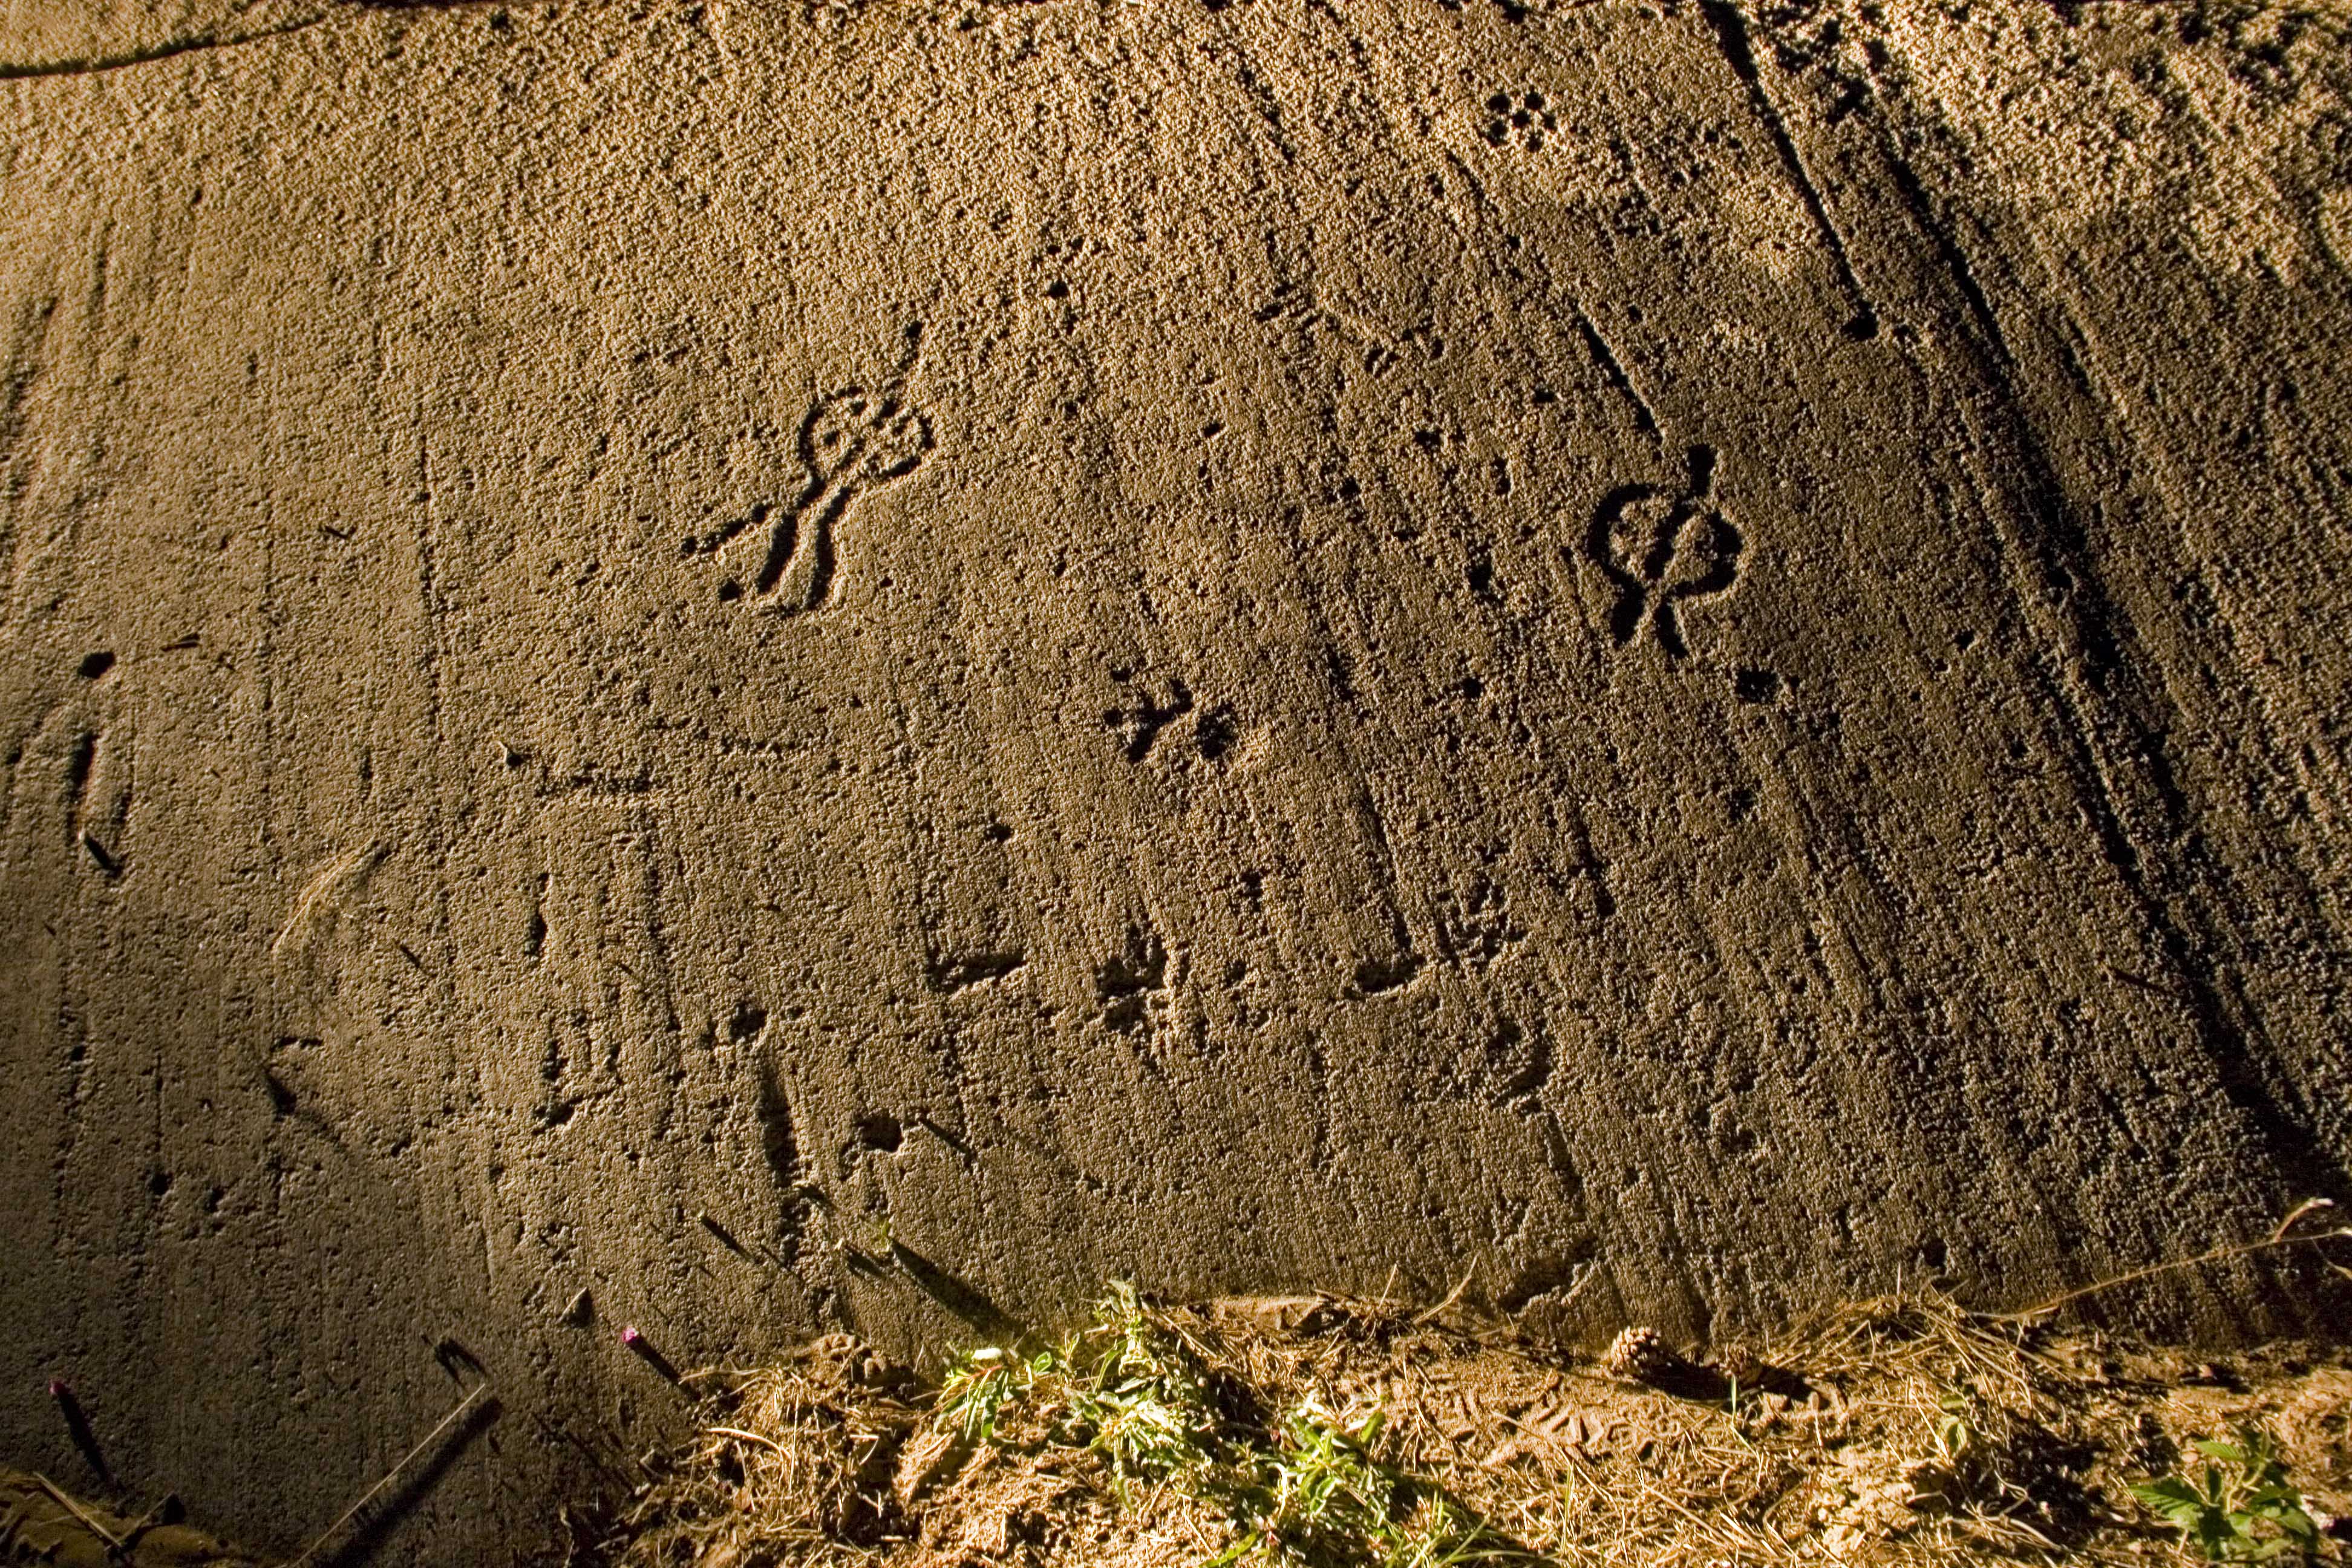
[3,0,2350,1559]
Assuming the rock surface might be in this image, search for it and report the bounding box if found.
[2,0,2348,1558]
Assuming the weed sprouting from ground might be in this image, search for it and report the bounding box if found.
[937,1345,1049,1446]
[1059,1282,1228,1495]
[1205,1402,1526,1568]
[923,1283,1537,1566]
[2131,1425,2324,1562]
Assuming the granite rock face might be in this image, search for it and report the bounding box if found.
[3,0,2349,1558]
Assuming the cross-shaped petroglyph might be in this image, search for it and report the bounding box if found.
[1587,445,1742,659]
[702,327,933,613]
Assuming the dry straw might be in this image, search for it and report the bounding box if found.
[583,1208,2352,1567]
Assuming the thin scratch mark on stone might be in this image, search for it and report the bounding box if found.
[0,11,331,81]
[271,842,387,963]
[1697,0,1881,339]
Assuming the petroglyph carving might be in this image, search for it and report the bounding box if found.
[704,326,933,612]
[1483,88,1556,152]
[1588,445,1742,659]
[1103,672,1194,762]
[1095,926,1168,1033]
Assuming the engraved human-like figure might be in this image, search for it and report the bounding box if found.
[1587,445,1742,659]
[705,335,933,613]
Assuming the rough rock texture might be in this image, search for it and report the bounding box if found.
[3,0,2349,1559]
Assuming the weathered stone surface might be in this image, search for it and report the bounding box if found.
[3,0,2348,1558]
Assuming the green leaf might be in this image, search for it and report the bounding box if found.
[2131,1477,2207,1521]
[2190,1511,2238,1558]
[2270,1508,2321,1544]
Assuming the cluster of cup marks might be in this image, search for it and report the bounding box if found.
[1484,88,1557,151]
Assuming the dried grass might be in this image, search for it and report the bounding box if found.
[582,1287,2352,1568]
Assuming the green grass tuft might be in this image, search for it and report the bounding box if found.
[930,1282,1543,1567]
